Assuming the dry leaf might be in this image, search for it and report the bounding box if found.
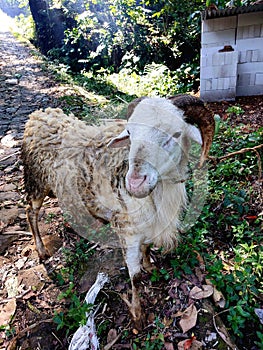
[0,298,16,325]
[107,329,118,344]
[179,304,198,333]
[177,338,203,350]
[164,342,174,350]
[189,285,213,300]
[206,278,226,308]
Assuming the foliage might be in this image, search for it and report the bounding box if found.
[53,282,93,335]
[53,238,95,334]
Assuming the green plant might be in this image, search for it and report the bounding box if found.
[226,105,245,116]
[132,318,165,350]
[53,282,93,335]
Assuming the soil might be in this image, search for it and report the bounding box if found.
[0,24,262,350]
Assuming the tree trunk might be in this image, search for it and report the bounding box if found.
[28,0,65,55]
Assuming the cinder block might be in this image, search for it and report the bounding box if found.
[255,73,263,85]
[215,64,237,78]
[202,29,236,45]
[212,78,218,90]
[224,51,238,65]
[246,50,253,62]
[252,49,260,62]
[217,78,224,89]
[201,89,236,102]
[249,25,255,38]
[238,61,263,74]
[237,85,263,96]
[230,76,237,88]
[212,53,225,66]
[254,24,261,37]
[237,73,251,86]
[238,12,263,27]
[205,79,212,91]
[239,51,246,63]
[223,77,230,89]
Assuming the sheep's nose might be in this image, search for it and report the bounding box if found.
[128,175,147,190]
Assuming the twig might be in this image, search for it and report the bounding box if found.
[52,331,64,347]
[115,95,129,104]
[103,333,122,350]
[209,144,263,180]
[0,151,20,162]
[0,288,32,304]
[15,318,53,338]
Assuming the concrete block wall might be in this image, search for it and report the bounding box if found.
[200,16,238,101]
[236,12,263,96]
[200,11,263,101]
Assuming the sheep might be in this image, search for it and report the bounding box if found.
[21,94,215,327]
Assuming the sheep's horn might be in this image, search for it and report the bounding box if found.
[168,94,215,168]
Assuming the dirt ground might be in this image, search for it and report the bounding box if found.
[0,25,263,350]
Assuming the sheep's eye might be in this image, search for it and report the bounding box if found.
[173,131,181,138]
[126,129,130,135]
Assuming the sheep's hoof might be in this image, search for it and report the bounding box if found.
[132,311,145,331]
[121,293,145,330]
[35,245,51,261]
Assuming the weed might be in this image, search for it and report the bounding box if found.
[226,105,245,116]
[132,318,165,350]
[53,282,93,336]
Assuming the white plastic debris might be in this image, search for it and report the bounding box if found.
[69,272,109,350]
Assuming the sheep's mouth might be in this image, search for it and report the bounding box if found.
[126,175,156,198]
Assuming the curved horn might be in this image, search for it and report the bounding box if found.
[127,97,147,119]
[168,94,215,168]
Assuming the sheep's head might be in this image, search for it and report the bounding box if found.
[109,96,214,198]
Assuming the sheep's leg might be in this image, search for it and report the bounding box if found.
[122,235,144,328]
[26,198,50,259]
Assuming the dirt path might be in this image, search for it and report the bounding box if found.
[0,23,71,349]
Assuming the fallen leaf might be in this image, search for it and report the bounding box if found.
[179,304,198,333]
[164,341,174,350]
[107,329,118,344]
[183,335,196,350]
[0,298,16,325]
[5,276,18,298]
[206,278,226,308]
[177,338,203,350]
[189,285,213,300]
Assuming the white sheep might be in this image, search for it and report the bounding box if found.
[22,94,215,327]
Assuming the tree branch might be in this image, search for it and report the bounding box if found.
[209,144,263,180]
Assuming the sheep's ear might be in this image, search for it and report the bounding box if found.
[108,129,130,148]
[185,124,202,145]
